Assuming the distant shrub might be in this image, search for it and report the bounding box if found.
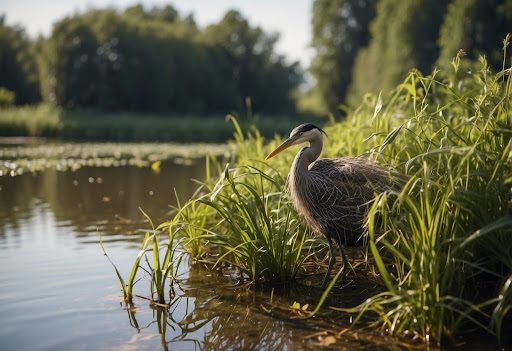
[0,87,15,107]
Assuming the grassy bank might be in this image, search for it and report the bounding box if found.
[105,42,511,346]
[158,47,511,344]
[0,104,315,142]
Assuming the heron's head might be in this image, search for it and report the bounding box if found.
[265,123,326,160]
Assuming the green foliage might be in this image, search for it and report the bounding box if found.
[347,0,447,106]
[333,51,510,342]
[0,104,312,142]
[438,0,512,70]
[310,0,376,112]
[0,16,40,104]
[101,231,152,303]
[37,6,301,115]
[102,210,184,305]
[0,87,15,107]
[201,10,302,114]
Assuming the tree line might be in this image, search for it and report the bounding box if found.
[311,0,511,112]
[0,5,301,114]
[1,1,510,116]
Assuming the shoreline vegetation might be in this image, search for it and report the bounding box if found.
[0,104,315,142]
[3,1,511,348]
[108,45,512,346]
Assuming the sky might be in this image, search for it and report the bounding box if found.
[0,0,314,68]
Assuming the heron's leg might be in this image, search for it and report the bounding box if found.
[332,232,349,289]
[321,237,336,289]
[338,244,349,286]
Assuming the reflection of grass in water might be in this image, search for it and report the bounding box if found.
[121,264,425,350]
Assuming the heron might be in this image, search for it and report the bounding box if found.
[266,123,402,288]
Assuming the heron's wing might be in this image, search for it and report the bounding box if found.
[306,157,399,240]
[310,157,396,188]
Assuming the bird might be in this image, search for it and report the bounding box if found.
[266,123,403,288]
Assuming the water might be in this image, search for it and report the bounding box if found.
[0,156,333,350]
[0,144,497,350]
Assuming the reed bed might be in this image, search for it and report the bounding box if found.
[161,145,319,284]
[0,104,313,142]
[111,40,511,345]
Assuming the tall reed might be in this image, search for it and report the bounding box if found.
[101,210,184,305]
[330,39,512,343]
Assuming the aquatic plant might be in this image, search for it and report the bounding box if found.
[0,142,229,176]
[101,231,152,303]
[101,210,184,305]
[161,118,321,284]
[325,41,512,343]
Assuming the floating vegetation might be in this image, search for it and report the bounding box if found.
[0,142,232,176]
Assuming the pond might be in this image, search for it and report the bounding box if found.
[0,142,493,351]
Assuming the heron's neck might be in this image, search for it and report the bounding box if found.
[292,138,323,174]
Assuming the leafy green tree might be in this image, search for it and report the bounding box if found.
[0,16,40,104]
[201,10,301,114]
[438,0,512,69]
[310,0,376,113]
[39,15,100,108]
[347,0,446,106]
[38,7,301,115]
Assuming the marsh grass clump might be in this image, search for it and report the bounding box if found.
[200,164,314,283]
[327,42,512,343]
[164,157,318,284]
[101,209,184,305]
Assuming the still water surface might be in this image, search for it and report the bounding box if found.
[0,157,342,350]
[1,146,484,350]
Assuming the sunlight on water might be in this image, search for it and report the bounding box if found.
[0,160,338,351]
[2,149,496,350]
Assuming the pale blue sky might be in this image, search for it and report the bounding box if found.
[1,0,314,67]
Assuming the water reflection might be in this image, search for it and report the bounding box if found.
[0,157,482,351]
[123,266,316,351]
[117,262,428,351]
[0,160,205,245]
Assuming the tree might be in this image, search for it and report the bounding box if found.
[39,15,100,108]
[438,0,512,69]
[310,0,376,113]
[347,0,447,106]
[0,16,40,104]
[38,7,301,115]
[201,10,302,114]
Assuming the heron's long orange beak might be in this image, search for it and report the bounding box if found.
[265,137,294,160]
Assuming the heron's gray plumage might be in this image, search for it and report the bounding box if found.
[290,153,399,246]
[267,123,403,288]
